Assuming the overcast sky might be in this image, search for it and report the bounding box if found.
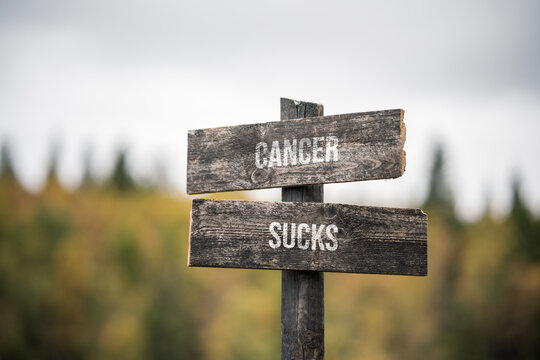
[1,0,539,219]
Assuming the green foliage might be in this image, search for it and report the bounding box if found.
[0,184,205,359]
[145,271,201,360]
[508,177,540,262]
[1,141,15,179]
[423,143,460,228]
[113,229,142,286]
[109,149,136,191]
[0,142,539,359]
[424,143,452,209]
[80,147,96,189]
[46,142,61,184]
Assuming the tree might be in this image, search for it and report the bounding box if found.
[46,141,61,184]
[508,176,540,262]
[109,149,136,191]
[424,144,452,207]
[80,146,95,189]
[422,143,459,227]
[0,141,16,179]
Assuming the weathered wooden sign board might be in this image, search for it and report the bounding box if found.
[186,98,427,360]
[187,109,405,194]
[189,199,427,275]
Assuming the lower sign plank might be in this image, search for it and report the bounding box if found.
[189,199,428,276]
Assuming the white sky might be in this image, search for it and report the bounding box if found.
[1,0,539,220]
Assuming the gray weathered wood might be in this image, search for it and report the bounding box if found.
[188,198,428,276]
[186,106,406,194]
[281,98,324,360]
[282,270,324,360]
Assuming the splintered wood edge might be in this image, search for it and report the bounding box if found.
[187,206,193,267]
[186,107,408,194]
[400,109,406,175]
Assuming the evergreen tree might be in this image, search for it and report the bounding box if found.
[424,144,451,207]
[80,147,95,189]
[508,176,539,262]
[509,176,531,223]
[46,141,61,183]
[109,149,136,191]
[42,141,67,196]
[0,141,15,179]
[422,143,458,226]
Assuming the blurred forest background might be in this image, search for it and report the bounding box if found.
[1,141,539,360]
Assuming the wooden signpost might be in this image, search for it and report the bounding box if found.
[186,98,428,360]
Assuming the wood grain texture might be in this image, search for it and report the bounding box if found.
[186,106,405,194]
[188,199,428,276]
[282,270,323,360]
[280,98,324,360]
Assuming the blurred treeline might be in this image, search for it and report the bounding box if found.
[1,142,539,360]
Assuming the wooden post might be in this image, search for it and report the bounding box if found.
[281,98,324,360]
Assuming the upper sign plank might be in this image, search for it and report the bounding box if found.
[187,109,405,194]
[189,199,427,276]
